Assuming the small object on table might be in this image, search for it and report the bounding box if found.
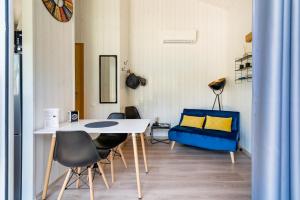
[68,110,79,122]
[44,108,59,128]
[150,123,171,144]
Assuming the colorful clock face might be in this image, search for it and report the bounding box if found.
[42,0,73,22]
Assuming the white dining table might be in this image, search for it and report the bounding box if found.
[34,119,151,199]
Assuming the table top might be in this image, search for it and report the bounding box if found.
[34,119,151,135]
[151,123,171,129]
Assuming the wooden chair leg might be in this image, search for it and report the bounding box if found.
[118,146,128,169]
[57,169,72,200]
[230,152,235,164]
[110,152,115,183]
[76,167,81,188]
[88,167,94,200]
[97,162,110,189]
[170,141,176,150]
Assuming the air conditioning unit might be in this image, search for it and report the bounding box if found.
[162,30,197,44]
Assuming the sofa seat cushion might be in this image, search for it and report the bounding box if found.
[168,129,238,151]
[170,125,238,141]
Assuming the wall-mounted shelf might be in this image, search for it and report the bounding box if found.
[235,54,252,83]
[235,66,252,71]
[235,54,252,62]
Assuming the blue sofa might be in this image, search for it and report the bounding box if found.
[168,109,240,163]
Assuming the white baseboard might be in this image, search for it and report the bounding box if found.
[239,147,251,158]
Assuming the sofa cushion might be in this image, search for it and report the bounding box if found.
[170,125,238,141]
[180,115,205,129]
[204,116,232,132]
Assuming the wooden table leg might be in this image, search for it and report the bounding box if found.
[42,135,56,200]
[132,133,142,199]
[140,133,148,173]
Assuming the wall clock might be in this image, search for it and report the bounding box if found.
[42,0,73,22]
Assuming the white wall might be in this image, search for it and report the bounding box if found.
[119,0,130,111]
[13,0,21,28]
[33,0,75,194]
[225,0,252,153]
[76,0,124,119]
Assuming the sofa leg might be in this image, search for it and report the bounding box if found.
[170,141,176,150]
[230,152,235,164]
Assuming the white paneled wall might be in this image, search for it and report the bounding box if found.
[128,0,228,127]
[120,0,130,111]
[76,0,125,119]
[34,0,75,194]
[225,0,252,152]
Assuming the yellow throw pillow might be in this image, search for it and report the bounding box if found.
[204,116,232,132]
[180,115,205,129]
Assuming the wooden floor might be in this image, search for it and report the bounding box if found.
[42,138,251,200]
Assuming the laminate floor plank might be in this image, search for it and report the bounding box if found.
[40,140,251,200]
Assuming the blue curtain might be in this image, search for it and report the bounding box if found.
[253,0,300,199]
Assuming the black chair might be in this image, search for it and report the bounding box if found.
[54,131,110,200]
[125,106,150,129]
[125,106,141,119]
[93,113,128,183]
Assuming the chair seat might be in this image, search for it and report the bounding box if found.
[96,148,111,159]
[93,134,128,149]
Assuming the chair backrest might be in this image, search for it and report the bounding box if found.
[106,113,128,138]
[180,109,240,132]
[54,131,100,168]
[125,106,141,119]
[108,112,126,119]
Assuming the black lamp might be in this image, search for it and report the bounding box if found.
[208,78,226,111]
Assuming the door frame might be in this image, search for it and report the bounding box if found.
[75,43,84,118]
[0,0,8,199]
[21,0,35,199]
[0,0,14,199]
